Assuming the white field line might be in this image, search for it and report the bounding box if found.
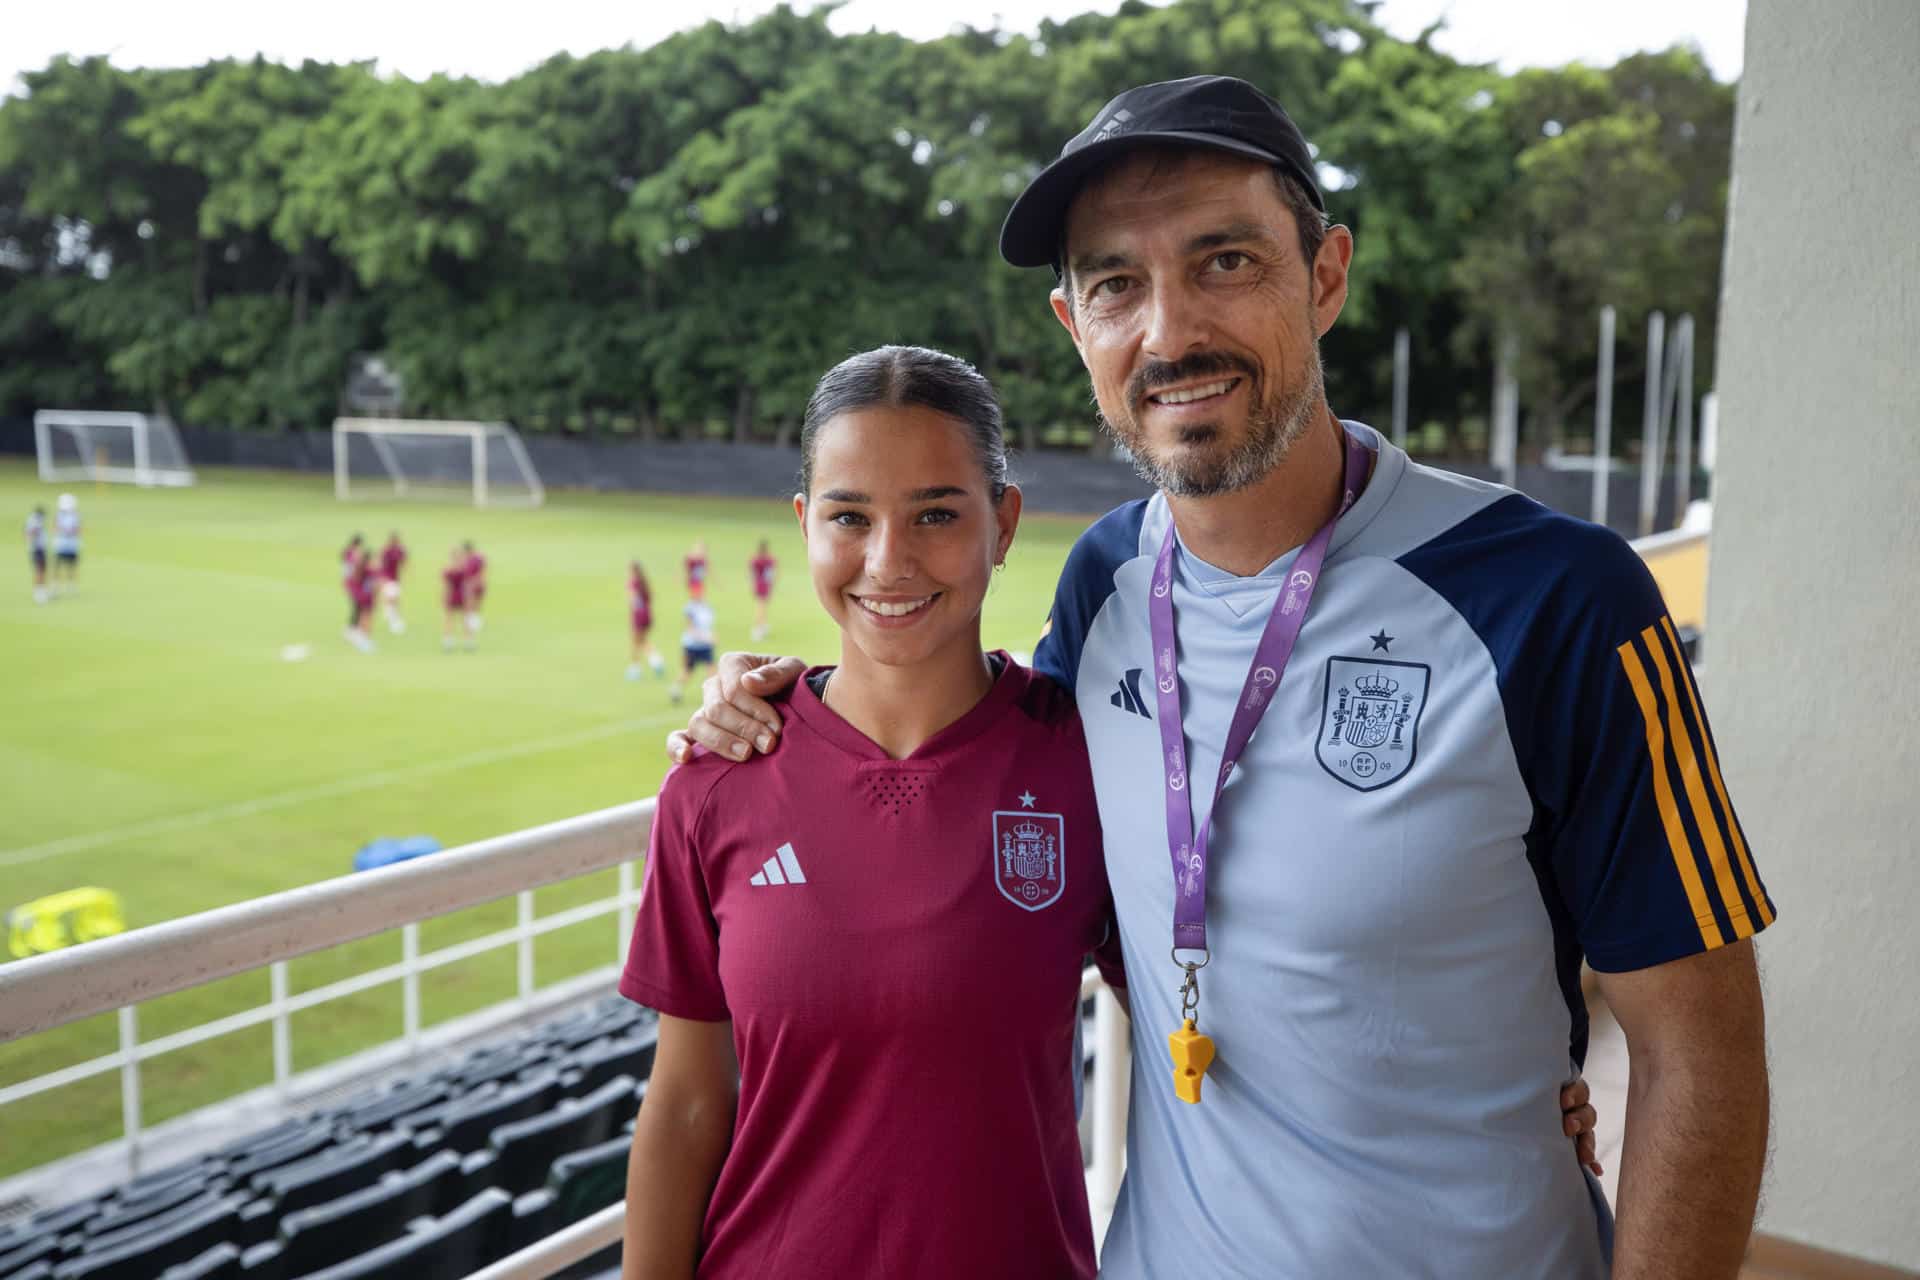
[0,715,678,869]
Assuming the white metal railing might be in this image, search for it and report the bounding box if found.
[0,799,657,1173]
[0,796,1132,1278]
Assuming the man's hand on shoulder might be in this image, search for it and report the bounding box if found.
[666,652,808,763]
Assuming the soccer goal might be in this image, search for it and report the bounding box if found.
[332,418,545,507]
[34,410,197,487]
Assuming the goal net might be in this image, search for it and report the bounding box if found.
[332,418,545,507]
[34,410,197,487]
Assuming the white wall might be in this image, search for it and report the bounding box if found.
[1707,0,1920,1267]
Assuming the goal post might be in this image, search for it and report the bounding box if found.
[33,410,197,487]
[332,418,545,508]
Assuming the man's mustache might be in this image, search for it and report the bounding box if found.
[1127,353,1260,413]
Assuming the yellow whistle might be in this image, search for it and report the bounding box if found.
[1168,1018,1215,1105]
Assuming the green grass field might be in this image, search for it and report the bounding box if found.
[0,458,1087,1177]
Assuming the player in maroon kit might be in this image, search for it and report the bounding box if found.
[627,560,666,680]
[683,540,709,600]
[461,540,487,634]
[344,547,377,652]
[378,530,408,634]
[621,347,1117,1280]
[442,545,472,652]
[746,539,775,641]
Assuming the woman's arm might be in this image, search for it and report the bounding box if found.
[622,1014,739,1280]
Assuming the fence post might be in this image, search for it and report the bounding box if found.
[517,891,536,1007]
[118,1004,143,1178]
[1639,311,1667,536]
[403,922,422,1059]
[1391,327,1411,449]
[270,961,292,1101]
[617,862,636,966]
[1593,305,1616,527]
[1088,983,1130,1221]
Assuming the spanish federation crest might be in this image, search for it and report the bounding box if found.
[1316,657,1431,792]
[991,810,1066,911]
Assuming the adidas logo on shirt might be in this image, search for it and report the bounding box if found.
[1110,668,1153,720]
[748,842,808,887]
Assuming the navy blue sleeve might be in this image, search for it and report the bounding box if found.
[1401,497,1774,976]
[1032,500,1147,694]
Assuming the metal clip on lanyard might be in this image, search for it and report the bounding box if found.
[1149,432,1372,1104]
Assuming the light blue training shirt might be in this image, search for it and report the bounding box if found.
[1035,422,1774,1279]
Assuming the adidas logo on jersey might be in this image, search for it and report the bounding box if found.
[1110,668,1153,719]
[748,842,807,887]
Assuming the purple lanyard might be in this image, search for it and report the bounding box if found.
[1149,432,1372,960]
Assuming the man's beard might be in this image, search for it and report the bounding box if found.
[1099,345,1325,498]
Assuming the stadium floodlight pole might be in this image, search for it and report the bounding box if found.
[1391,327,1410,449]
[1593,305,1617,527]
[1639,311,1667,537]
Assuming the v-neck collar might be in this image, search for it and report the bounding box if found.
[785,650,1022,764]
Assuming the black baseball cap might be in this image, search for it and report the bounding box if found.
[999,75,1324,271]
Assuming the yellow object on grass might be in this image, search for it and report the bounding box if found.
[6,887,126,959]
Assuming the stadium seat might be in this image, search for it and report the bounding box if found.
[436,1069,560,1154]
[507,1188,556,1252]
[52,1191,247,1279]
[486,1075,637,1194]
[159,1242,242,1279]
[10,1199,98,1242]
[571,1032,656,1093]
[333,1081,447,1134]
[83,1172,222,1240]
[3,1262,54,1280]
[252,1132,410,1215]
[543,1136,630,1227]
[285,1187,512,1280]
[445,1043,551,1092]
[0,1230,65,1276]
[225,1124,338,1182]
[273,1150,461,1278]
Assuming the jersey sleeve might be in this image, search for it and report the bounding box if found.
[1528,530,1775,972]
[619,764,732,1020]
[1032,500,1147,693]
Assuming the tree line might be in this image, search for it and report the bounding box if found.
[0,0,1734,456]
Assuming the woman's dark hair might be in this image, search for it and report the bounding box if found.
[799,345,1009,502]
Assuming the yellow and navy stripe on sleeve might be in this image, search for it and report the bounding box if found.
[1616,615,1773,949]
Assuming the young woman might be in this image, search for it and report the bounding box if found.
[622,346,1121,1280]
[669,594,716,706]
[379,530,408,634]
[344,547,377,653]
[684,539,709,600]
[441,545,471,652]
[628,560,666,680]
[25,504,48,605]
[747,539,776,641]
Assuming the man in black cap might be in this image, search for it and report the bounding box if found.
[673,75,1772,1279]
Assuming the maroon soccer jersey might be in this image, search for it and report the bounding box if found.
[748,553,775,598]
[443,565,467,609]
[381,542,406,580]
[621,656,1120,1280]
